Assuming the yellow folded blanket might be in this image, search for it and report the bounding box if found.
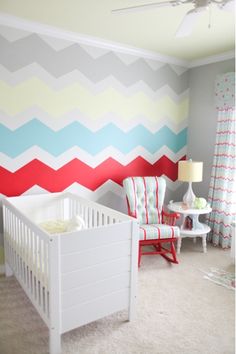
[39,215,86,234]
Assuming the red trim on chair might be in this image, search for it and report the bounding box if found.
[131,177,137,218]
[139,238,178,265]
[140,226,147,240]
[142,177,149,224]
[155,176,161,223]
[126,197,135,218]
[162,210,180,226]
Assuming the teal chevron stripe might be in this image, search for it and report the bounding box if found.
[0,119,187,157]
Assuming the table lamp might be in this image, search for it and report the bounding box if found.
[178,159,203,208]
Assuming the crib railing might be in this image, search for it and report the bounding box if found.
[3,192,138,354]
[67,194,125,228]
[3,203,50,326]
[3,193,133,332]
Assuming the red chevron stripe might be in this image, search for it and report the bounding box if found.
[216,130,236,135]
[211,231,231,240]
[208,196,236,205]
[209,185,236,193]
[210,175,235,182]
[218,118,235,123]
[205,217,231,228]
[0,156,185,197]
[211,209,236,217]
[214,153,236,158]
[213,164,236,170]
[215,142,236,147]
[216,107,235,111]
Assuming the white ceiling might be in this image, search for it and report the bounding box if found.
[0,0,235,61]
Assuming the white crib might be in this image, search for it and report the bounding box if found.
[2,192,138,354]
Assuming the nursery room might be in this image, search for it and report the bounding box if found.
[0,1,235,354]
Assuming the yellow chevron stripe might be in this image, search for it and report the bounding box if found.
[0,79,189,122]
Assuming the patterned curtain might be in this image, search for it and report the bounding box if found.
[206,73,236,248]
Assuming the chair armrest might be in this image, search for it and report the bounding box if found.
[162,210,180,226]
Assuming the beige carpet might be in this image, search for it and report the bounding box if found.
[0,238,235,354]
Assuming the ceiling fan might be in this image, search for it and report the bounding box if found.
[112,0,235,37]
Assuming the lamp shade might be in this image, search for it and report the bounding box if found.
[178,160,203,182]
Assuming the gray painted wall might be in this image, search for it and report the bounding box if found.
[183,59,235,201]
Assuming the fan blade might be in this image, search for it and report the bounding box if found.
[112,1,179,14]
[221,0,235,12]
[175,8,205,37]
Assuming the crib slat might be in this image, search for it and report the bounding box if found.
[44,241,49,316]
[11,213,15,273]
[61,222,131,255]
[16,218,20,275]
[26,226,30,289]
[18,219,22,277]
[38,239,42,307]
[62,272,130,310]
[22,222,25,282]
[15,218,18,275]
[19,221,23,281]
[96,211,100,227]
[30,230,33,296]
[62,256,130,292]
[12,215,16,273]
[3,208,8,267]
[89,208,92,228]
[34,233,38,301]
[4,208,9,264]
[61,240,130,274]
[62,288,129,333]
[11,212,15,272]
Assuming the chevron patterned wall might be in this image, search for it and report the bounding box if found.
[0,25,189,263]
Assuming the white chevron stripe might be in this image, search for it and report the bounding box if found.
[114,51,146,66]
[21,185,51,196]
[66,181,126,200]
[0,107,188,133]
[0,24,30,41]
[38,34,75,51]
[20,182,125,200]
[77,43,165,69]
[1,189,127,219]
[79,43,113,59]
[0,146,187,172]
[95,191,127,213]
[143,58,166,71]
[170,64,189,76]
[0,63,189,102]
[0,180,182,214]
[18,184,128,213]
[18,178,181,199]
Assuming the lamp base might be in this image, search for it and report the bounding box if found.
[183,182,196,208]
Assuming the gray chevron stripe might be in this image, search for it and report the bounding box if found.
[0,63,189,103]
[0,34,189,93]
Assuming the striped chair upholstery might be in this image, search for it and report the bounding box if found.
[139,223,179,241]
[123,176,180,266]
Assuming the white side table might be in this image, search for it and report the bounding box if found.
[168,202,212,253]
